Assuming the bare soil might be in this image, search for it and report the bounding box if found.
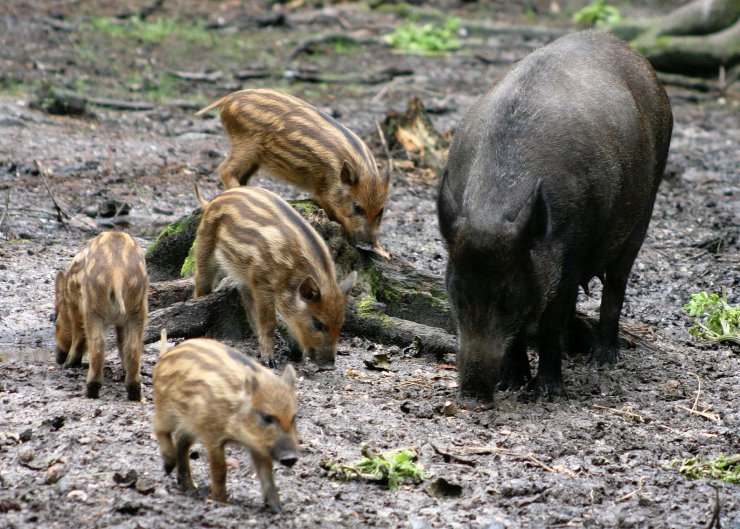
[1,1,738,528]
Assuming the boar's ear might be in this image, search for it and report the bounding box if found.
[380,160,392,187]
[514,179,550,245]
[282,364,297,388]
[340,161,357,187]
[339,271,358,296]
[299,276,321,303]
[437,169,460,245]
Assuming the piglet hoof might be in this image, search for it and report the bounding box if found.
[163,462,175,475]
[86,381,101,399]
[63,357,82,369]
[55,347,68,365]
[264,497,282,513]
[126,383,142,402]
[495,371,531,393]
[260,356,276,369]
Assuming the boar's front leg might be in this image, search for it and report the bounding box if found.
[204,441,228,503]
[495,335,531,392]
[252,452,280,513]
[250,290,277,368]
[535,285,580,399]
[62,333,85,369]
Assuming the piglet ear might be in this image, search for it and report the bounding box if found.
[339,161,357,187]
[339,270,357,296]
[299,276,321,303]
[283,364,297,388]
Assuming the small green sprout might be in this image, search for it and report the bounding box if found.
[572,0,621,28]
[384,17,461,55]
[322,445,427,490]
[683,291,740,345]
[666,454,740,484]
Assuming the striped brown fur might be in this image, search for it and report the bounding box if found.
[54,231,148,401]
[153,337,298,511]
[196,88,390,245]
[193,187,357,369]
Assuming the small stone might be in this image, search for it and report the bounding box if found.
[56,477,72,494]
[45,463,66,484]
[18,446,34,463]
[440,400,458,416]
[153,203,174,215]
[19,428,32,442]
[67,490,88,502]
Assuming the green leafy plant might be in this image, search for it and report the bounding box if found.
[683,291,740,345]
[384,17,461,54]
[88,16,211,44]
[322,445,426,490]
[667,455,740,484]
[572,0,621,27]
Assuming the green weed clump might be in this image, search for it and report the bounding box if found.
[323,445,426,490]
[667,455,740,484]
[88,16,211,44]
[384,17,461,54]
[572,0,621,27]
[683,291,740,345]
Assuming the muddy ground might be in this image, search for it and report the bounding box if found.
[0,1,738,528]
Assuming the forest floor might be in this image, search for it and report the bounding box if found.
[0,1,738,528]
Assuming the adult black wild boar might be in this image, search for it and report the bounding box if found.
[438,32,672,400]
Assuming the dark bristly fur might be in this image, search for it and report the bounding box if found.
[195,88,390,245]
[193,186,357,369]
[153,337,298,512]
[54,231,148,401]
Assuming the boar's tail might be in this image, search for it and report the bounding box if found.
[110,276,126,316]
[194,97,225,118]
[193,182,209,208]
[158,328,169,357]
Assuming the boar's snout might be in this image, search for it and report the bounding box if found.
[308,348,336,371]
[279,454,298,468]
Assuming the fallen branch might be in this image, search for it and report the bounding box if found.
[87,97,203,112]
[168,70,223,83]
[283,66,413,85]
[0,189,9,230]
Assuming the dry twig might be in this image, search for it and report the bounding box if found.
[0,189,9,230]
[35,160,70,231]
[615,477,645,503]
[593,404,647,423]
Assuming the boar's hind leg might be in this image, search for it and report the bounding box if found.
[85,322,106,399]
[591,226,648,364]
[193,239,219,298]
[218,146,259,189]
[252,452,280,513]
[155,430,177,475]
[204,441,228,503]
[118,319,143,401]
[174,430,196,492]
[495,335,531,392]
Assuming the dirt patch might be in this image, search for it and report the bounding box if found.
[1,1,738,528]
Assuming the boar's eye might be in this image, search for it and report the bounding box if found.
[258,412,276,426]
[311,316,326,332]
[351,203,365,217]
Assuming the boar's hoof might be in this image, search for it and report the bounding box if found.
[163,462,175,475]
[126,383,142,402]
[63,356,82,369]
[86,381,102,399]
[589,341,619,365]
[531,377,566,401]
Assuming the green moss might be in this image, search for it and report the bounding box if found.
[180,241,196,277]
[355,295,391,327]
[289,199,319,216]
[145,219,187,257]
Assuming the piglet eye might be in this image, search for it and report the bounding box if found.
[258,412,276,426]
[351,203,365,217]
[311,316,326,332]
